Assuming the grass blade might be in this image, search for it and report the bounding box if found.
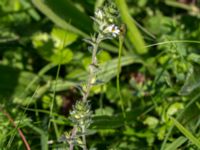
[115,0,147,54]
[165,136,187,150]
[171,117,200,148]
[32,0,92,37]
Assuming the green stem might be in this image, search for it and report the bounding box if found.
[82,38,99,103]
[48,64,61,139]
[117,36,126,119]
[82,126,87,150]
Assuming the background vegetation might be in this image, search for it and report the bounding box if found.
[0,0,200,149]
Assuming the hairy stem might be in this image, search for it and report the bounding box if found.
[69,35,101,150]
[83,37,100,102]
[81,126,87,150]
[81,34,101,150]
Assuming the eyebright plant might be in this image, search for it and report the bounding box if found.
[61,2,122,150]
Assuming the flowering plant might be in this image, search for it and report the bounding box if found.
[66,2,122,150]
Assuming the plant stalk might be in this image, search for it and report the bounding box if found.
[117,35,126,119]
[81,34,101,150]
[83,36,100,103]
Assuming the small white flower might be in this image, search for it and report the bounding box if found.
[95,9,104,20]
[103,24,120,37]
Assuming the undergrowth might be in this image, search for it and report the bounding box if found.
[0,0,200,150]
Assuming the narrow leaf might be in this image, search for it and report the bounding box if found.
[171,117,200,148]
[165,136,187,150]
[115,0,147,54]
[32,0,92,37]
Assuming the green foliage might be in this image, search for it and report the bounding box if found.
[32,0,92,37]
[1,0,200,149]
[171,117,200,149]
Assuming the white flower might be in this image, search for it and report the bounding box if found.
[95,9,104,20]
[103,24,120,37]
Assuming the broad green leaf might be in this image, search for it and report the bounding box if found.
[115,0,147,54]
[171,117,200,148]
[91,115,124,129]
[51,27,78,49]
[32,32,54,60]
[167,102,184,116]
[165,136,187,150]
[96,55,143,83]
[64,55,142,83]
[50,48,73,64]
[97,51,112,63]
[91,109,142,129]
[32,0,92,37]
[32,33,74,64]
[48,80,77,92]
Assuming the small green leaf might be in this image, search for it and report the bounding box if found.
[32,33,73,64]
[50,48,73,64]
[51,27,78,48]
[143,116,159,129]
[167,102,184,116]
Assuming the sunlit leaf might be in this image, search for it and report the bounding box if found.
[51,27,78,49]
[50,48,73,64]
